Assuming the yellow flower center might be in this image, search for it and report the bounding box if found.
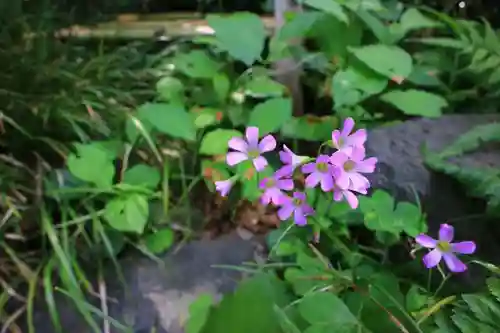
[437,241,451,252]
[344,160,355,172]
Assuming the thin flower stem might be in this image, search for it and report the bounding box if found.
[433,274,451,298]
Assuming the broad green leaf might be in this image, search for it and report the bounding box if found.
[248,98,292,134]
[281,115,339,141]
[200,160,231,192]
[304,0,348,23]
[212,73,231,102]
[186,294,215,333]
[399,8,442,35]
[299,292,359,331]
[143,228,175,254]
[394,202,427,237]
[349,45,413,80]
[359,190,397,233]
[200,273,289,333]
[354,10,392,44]
[407,65,442,87]
[278,11,323,40]
[406,285,429,313]
[104,194,149,234]
[156,77,184,102]
[332,66,387,108]
[343,0,383,11]
[309,13,362,59]
[207,13,266,65]
[199,129,242,155]
[190,107,223,129]
[138,103,196,141]
[244,76,285,97]
[172,50,220,78]
[123,164,161,189]
[380,89,447,117]
[67,143,115,188]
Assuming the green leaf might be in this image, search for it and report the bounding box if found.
[332,66,387,108]
[359,190,397,233]
[207,12,266,65]
[380,89,447,117]
[200,159,231,192]
[349,45,413,80]
[123,164,161,189]
[186,294,215,333]
[213,73,231,102]
[200,273,289,333]
[299,292,359,331]
[156,77,184,102]
[104,194,149,234]
[281,115,339,141]
[406,37,467,49]
[303,0,348,23]
[172,50,221,78]
[190,107,223,129]
[399,8,442,35]
[248,98,293,134]
[244,76,285,97]
[199,129,242,155]
[406,285,429,313]
[138,103,196,141]
[67,143,115,188]
[394,202,427,237]
[143,228,175,254]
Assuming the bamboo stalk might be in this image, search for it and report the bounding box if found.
[24,14,277,40]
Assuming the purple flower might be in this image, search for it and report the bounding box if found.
[301,155,335,191]
[331,117,367,151]
[277,192,314,226]
[279,145,308,169]
[226,127,276,171]
[215,179,233,197]
[329,146,376,190]
[259,168,294,205]
[415,224,476,273]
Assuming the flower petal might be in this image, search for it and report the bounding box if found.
[228,137,248,152]
[320,174,334,192]
[277,179,294,191]
[423,249,442,268]
[260,192,271,205]
[305,173,321,188]
[443,253,467,273]
[293,208,307,226]
[415,234,437,248]
[226,152,248,166]
[347,129,367,147]
[331,130,342,149]
[301,162,316,174]
[439,224,454,242]
[245,127,259,148]
[279,146,292,164]
[329,151,349,167]
[258,135,277,153]
[253,156,268,171]
[277,204,294,221]
[293,191,307,202]
[341,117,355,136]
[344,190,359,209]
[451,241,476,255]
[356,157,377,173]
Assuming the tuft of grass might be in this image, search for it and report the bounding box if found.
[0,3,159,332]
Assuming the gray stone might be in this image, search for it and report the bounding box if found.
[19,232,264,333]
[364,114,500,284]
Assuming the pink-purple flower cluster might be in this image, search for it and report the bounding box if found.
[215,118,377,226]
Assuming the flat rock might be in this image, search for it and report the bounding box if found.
[364,114,500,284]
[18,232,264,333]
